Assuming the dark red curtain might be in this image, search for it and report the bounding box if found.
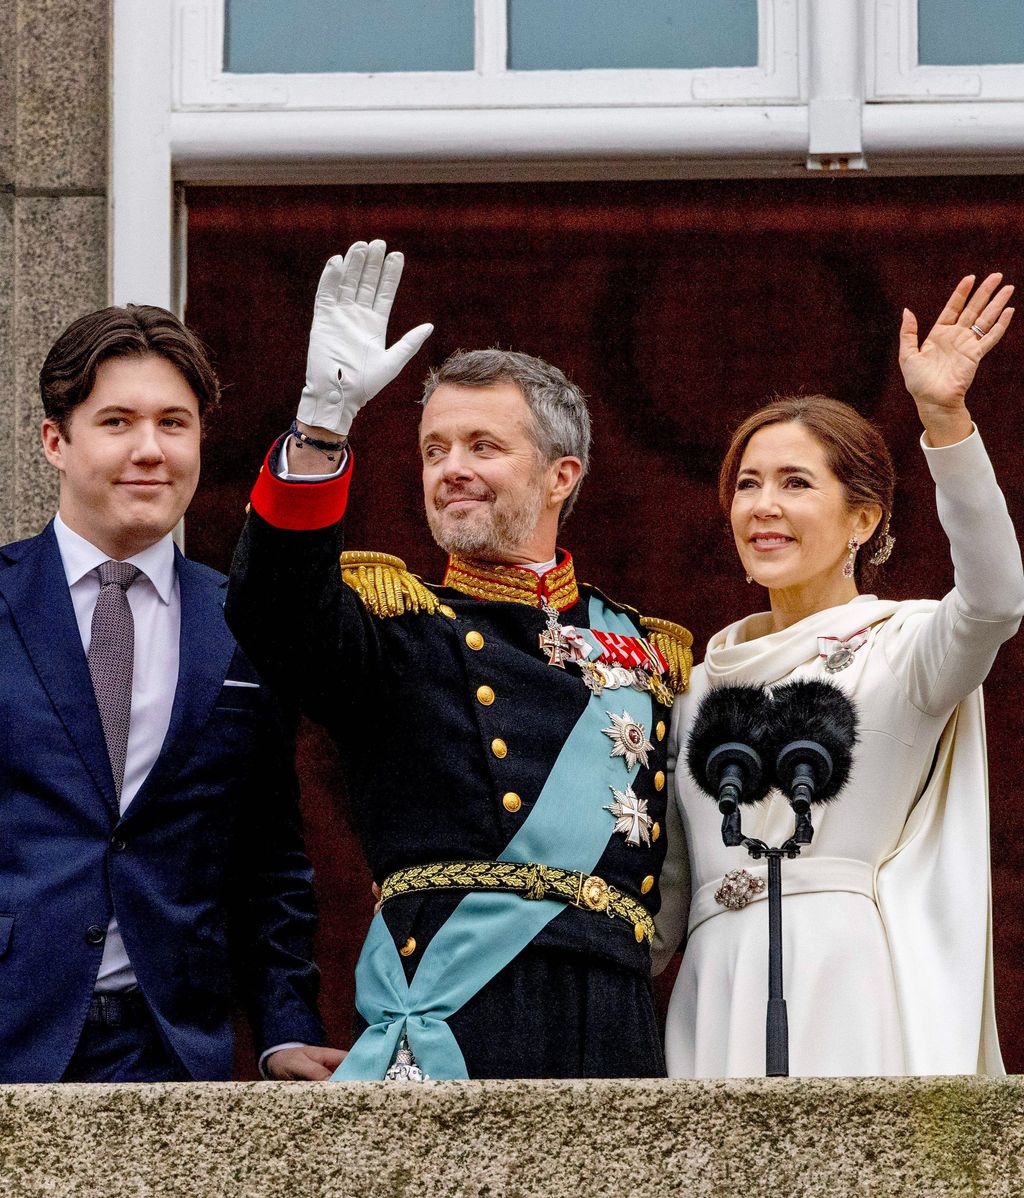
[184,177,1024,1074]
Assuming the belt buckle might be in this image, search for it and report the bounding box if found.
[576,872,611,913]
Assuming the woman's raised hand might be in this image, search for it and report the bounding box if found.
[899,273,1014,445]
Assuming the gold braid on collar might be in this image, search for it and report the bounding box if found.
[444,552,580,611]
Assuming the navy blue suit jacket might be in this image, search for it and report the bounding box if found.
[0,523,325,1082]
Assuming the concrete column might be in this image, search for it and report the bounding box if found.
[0,0,109,543]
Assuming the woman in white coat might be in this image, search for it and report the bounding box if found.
[654,273,1024,1077]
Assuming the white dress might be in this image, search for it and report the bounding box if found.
[654,429,1024,1077]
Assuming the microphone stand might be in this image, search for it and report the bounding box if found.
[737,831,805,1077]
[698,681,853,1080]
[721,760,817,1077]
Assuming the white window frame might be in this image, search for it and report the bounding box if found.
[869,0,1024,99]
[110,0,1024,319]
[177,0,801,110]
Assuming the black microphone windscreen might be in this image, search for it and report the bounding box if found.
[768,679,858,802]
[686,684,773,804]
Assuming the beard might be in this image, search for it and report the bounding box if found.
[427,480,546,560]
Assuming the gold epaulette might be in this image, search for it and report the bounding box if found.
[340,551,440,618]
[639,616,694,695]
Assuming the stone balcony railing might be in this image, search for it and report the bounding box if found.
[1,1076,1022,1197]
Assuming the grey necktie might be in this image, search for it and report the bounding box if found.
[87,560,141,797]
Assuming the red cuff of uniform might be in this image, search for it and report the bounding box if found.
[249,442,354,531]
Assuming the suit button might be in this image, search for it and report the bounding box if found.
[476,685,495,706]
[651,822,661,843]
[85,924,106,945]
[641,875,655,895]
[465,631,485,650]
[655,720,666,742]
[399,937,417,957]
[491,738,508,759]
[653,770,666,792]
[110,835,127,852]
[634,922,646,943]
[502,792,522,813]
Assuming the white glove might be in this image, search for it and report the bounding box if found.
[296,240,434,437]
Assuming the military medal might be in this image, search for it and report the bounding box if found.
[580,661,608,696]
[817,628,868,674]
[605,785,653,847]
[602,710,654,770]
[645,673,675,707]
[384,1032,430,1082]
[539,602,573,668]
[577,627,673,704]
[539,600,591,669]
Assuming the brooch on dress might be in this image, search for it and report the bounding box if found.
[817,628,868,673]
[714,868,767,911]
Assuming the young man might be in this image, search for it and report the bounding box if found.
[227,242,692,1079]
[0,305,339,1082]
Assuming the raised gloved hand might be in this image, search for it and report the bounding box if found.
[296,239,433,437]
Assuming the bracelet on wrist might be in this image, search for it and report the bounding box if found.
[289,419,347,463]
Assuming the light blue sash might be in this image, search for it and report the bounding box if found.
[333,596,652,1081]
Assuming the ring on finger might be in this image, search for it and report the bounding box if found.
[970,322,986,338]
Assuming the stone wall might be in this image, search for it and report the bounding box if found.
[0,0,109,543]
[0,1077,1022,1197]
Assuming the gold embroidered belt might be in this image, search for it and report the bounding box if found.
[379,860,655,945]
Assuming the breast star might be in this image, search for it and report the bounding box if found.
[601,710,654,771]
[604,785,653,848]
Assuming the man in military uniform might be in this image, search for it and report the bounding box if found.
[226,240,692,1079]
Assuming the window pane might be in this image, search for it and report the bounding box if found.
[507,0,758,70]
[918,0,1024,65]
[224,0,475,73]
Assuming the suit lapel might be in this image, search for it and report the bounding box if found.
[0,524,117,810]
[128,551,235,812]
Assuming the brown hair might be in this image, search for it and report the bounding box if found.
[718,394,896,584]
[39,305,220,438]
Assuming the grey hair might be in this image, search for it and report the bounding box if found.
[422,348,591,520]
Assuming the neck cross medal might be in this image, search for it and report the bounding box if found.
[539,600,585,668]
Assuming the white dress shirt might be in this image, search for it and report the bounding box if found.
[53,515,180,990]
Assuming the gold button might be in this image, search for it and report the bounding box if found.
[465,630,485,650]
[654,770,666,792]
[491,738,508,759]
[651,822,661,843]
[655,720,666,742]
[641,875,655,895]
[399,937,417,957]
[439,604,457,620]
[502,792,522,813]
[476,685,495,706]
[634,922,646,943]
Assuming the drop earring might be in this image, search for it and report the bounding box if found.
[870,517,895,566]
[745,573,753,584]
[842,537,860,580]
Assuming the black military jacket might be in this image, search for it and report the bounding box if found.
[228,502,689,983]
